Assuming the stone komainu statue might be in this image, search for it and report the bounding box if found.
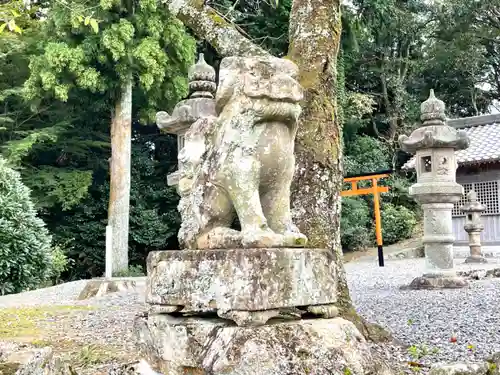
[177,56,308,250]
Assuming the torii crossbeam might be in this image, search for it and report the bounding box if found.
[342,170,392,267]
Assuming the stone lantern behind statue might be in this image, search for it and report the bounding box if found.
[399,90,469,289]
[461,190,487,264]
[156,53,217,188]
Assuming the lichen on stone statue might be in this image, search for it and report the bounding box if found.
[177,56,308,250]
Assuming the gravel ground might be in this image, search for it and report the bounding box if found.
[0,278,148,374]
[0,278,147,308]
[0,280,90,308]
[2,260,500,373]
[346,257,500,367]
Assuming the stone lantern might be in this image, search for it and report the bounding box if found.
[461,190,487,264]
[156,53,217,188]
[399,90,470,289]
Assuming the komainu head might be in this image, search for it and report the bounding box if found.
[215,56,304,125]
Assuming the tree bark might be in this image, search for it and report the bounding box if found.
[108,77,132,275]
[165,0,269,58]
[287,0,351,307]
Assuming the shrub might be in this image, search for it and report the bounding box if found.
[47,243,73,284]
[113,265,146,278]
[384,175,418,211]
[340,197,372,251]
[36,244,73,288]
[0,158,54,295]
[344,136,390,176]
[381,203,417,245]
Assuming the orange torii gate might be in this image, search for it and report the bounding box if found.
[342,170,392,267]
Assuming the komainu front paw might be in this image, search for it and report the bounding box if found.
[283,231,308,247]
[196,227,242,249]
[241,229,285,248]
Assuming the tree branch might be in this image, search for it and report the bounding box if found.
[163,0,269,58]
[371,118,380,138]
[379,58,391,115]
[400,43,410,82]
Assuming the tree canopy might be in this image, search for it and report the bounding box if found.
[0,0,499,283]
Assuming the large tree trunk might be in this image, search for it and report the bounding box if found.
[287,0,351,307]
[108,78,132,275]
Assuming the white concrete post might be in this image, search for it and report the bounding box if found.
[105,225,113,279]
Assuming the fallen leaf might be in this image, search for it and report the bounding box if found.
[407,362,430,369]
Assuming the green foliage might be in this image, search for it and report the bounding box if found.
[380,203,417,245]
[24,0,196,124]
[384,174,418,211]
[3,126,61,166]
[344,135,390,176]
[418,0,500,117]
[0,0,193,282]
[341,91,377,144]
[342,0,431,149]
[42,242,74,286]
[407,344,438,360]
[0,0,32,35]
[0,20,105,212]
[211,0,290,56]
[113,264,145,277]
[43,132,180,280]
[26,168,94,211]
[340,197,372,251]
[0,158,54,295]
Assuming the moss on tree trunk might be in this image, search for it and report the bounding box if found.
[287,0,351,308]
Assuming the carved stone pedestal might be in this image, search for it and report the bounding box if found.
[134,314,392,375]
[134,248,394,374]
[78,278,137,300]
[145,248,339,325]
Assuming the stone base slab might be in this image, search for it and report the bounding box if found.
[78,279,136,300]
[454,245,500,259]
[465,255,488,264]
[133,313,393,375]
[146,248,338,314]
[401,274,468,290]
